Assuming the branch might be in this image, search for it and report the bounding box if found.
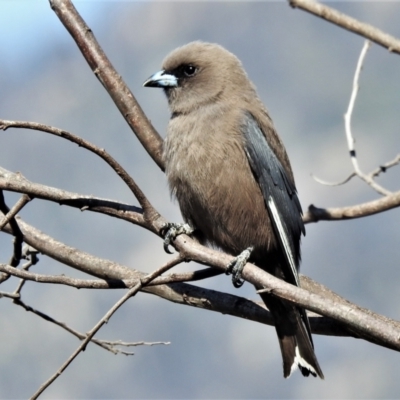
[0,120,159,221]
[370,153,400,179]
[304,191,400,223]
[99,340,170,349]
[343,41,391,196]
[13,246,39,295]
[312,41,394,196]
[311,171,356,187]
[0,263,222,289]
[0,191,24,270]
[0,192,32,282]
[0,193,31,230]
[49,0,164,170]
[344,40,370,172]
[2,215,399,351]
[2,164,399,232]
[13,296,139,355]
[307,40,400,220]
[0,290,20,299]
[289,0,400,55]
[172,233,400,352]
[0,260,349,339]
[31,256,179,399]
[0,167,145,228]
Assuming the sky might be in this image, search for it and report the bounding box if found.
[0,1,400,399]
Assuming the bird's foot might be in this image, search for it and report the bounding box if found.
[226,246,253,288]
[161,222,194,254]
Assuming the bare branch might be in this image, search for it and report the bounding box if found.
[2,163,398,240]
[13,247,39,295]
[0,192,32,283]
[31,256,180,399]
[313,153,400,189]
[9,283,169,356]
[100,340,170,349]
[0,263,131,289]
[0,291,20,299]
[311,41,395,196]
[151,267,223,285]
[345,40,371,169]
[0,167,145,228]
[0,263,222,288]
[370,153,400,179]
[172,233,400,352]
[1,212,398,351]
[0,193,31,230]
[48,0,164,170]
[311,171,356,187]
[13,296,126,354]
[0,120,159,221]
[343,41,391,196]
[0,216,373,343]
[0,191,24,271]
[304,191,400,223]
[289,0,400,55]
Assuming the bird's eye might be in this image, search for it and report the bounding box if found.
[183,65,197,77]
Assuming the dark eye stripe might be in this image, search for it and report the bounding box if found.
[169,64,198,79]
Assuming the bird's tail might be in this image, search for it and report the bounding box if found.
[259,292,324,379]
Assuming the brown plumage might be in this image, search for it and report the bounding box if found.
[144,41,323,379]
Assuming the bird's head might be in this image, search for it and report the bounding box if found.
[143,41,251,114]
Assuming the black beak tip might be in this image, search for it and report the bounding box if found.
[143,79,157,88]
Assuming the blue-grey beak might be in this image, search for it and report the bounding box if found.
[143,70,178,88]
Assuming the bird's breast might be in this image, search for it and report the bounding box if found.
[163,112,277,256]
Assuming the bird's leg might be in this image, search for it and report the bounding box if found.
[226,246,254,288]
[161,222,194,254]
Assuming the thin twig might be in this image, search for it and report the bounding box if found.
[13,258,37,295]
[0,193,32,230]
[0,166,145,228]
[31,255,182,399]
[0,120,158,221]
[0,190,24,270]
[13,297,122,354]
[100,340,170,348]
[0,192,32,283]
[0,291,20,299]
[311,171,356,187]
[370,153,400,179]
[0,263,221,289]
[312,41,393,196]
[345,40,371,163]
[0,263,134,289]
[343,41,391,195]
[14,245,40,295]
[12,296,165,356]
[315,153,400,186]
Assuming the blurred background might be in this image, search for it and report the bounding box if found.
[0,0,400,398]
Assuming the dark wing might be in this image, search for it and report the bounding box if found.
[241,112,305,287]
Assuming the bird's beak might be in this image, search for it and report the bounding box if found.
[143,70,178,88]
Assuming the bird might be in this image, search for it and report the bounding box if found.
[143,41,323,379]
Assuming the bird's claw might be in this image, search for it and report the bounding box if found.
[161,222,194,254]
[226,246,253,288]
